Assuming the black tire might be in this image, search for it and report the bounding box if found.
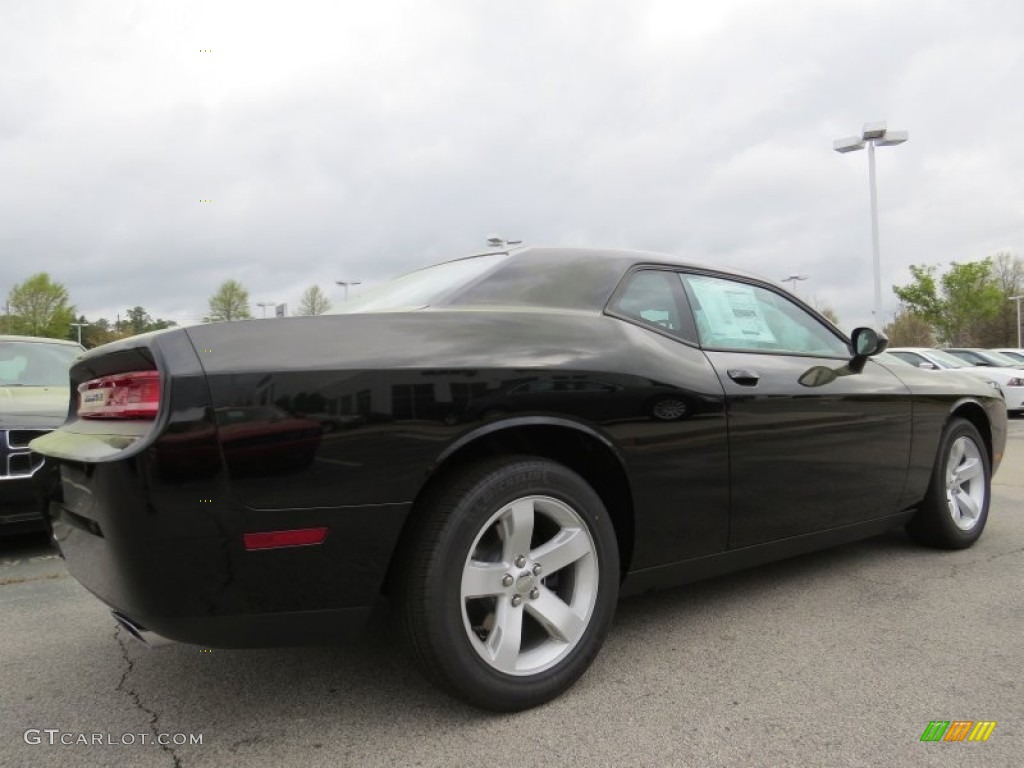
[396,456,620,711]
[906,418,991,549]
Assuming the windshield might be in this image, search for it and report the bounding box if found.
[0,341,81,387]
[926,349,973,369]
[982,350,1024,367]
[877,352,912,367]
[332,253,510,314]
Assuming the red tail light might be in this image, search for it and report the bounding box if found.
[78,370,161,419]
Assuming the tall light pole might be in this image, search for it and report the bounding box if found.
[833,121,909,325]
[256,301,277,318]
[781,274,809,296]
[1010,295,1024,348]
[335,281,361,301]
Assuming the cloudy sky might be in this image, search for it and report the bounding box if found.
[2,0,1022,329]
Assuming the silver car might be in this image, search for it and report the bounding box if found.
[0,335,84,533]
[889,347,1023,414]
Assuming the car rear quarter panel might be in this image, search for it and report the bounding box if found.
[185,311,731,571]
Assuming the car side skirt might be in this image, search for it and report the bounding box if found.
[619,510,915,598]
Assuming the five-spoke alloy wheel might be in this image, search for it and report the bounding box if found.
[397,456,619,711]
[943,435,986,532]
[907,418,991,549]
[460,495,599,676]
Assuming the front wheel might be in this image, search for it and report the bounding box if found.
[906,418,991,549]
[396,457,619,711]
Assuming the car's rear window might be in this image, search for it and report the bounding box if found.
[333,254,511,313]
[444,250,626,311]
[334,250,628,314]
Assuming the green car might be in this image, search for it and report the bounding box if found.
[0,335,83,533]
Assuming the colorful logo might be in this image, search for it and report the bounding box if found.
[920,721,996,742]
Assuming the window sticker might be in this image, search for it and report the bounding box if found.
[688,277,777,345]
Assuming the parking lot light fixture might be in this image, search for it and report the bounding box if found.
[781,274,809,295]
[833,121,909,325]
[335,281,362,301]
[485,235,523,249]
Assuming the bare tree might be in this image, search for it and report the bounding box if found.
[297,285,332,316]
[817,305,840,327]
[981,251,1023,345]
[884,310,935,347]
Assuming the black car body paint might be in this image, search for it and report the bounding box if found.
[30,248,1007,649]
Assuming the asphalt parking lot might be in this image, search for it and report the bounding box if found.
[2,421,1022,768]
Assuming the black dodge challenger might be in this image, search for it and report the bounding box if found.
[31,247,1006,711]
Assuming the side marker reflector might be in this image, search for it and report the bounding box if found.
[243,527,328,551]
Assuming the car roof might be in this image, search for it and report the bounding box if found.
[0,334,82,347]
[432,246,791,316]
[338,246,819,318]
[470,246,767,282]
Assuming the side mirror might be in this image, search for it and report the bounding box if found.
[918,362,938,370]
[848,327,888,372]
[850,327,889,358]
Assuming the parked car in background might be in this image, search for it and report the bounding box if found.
[889,347,1024,414]
[943,347,1024,369]
[0,335,84,533]
[991,348,1024,363]
[876,351,1004,395]
[31,247,1007,710]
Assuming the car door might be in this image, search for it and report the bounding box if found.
[678,273,914,548]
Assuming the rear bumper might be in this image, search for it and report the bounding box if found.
[47,456,409,648]
[109,605,376,648]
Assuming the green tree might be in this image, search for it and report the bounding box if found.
[893,259,1003,345]
[206,280,252,322]
[82,317,114,348]
[6,273,76,338]
[124,306,176,335]
[126,306,152,334]
[297,285,331,316]
[884,310,935,347]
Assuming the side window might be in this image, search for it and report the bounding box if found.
[680,274,849,357]
[609,270,696,342]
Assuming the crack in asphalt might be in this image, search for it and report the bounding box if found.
[987,545,1024,562]
[930,545,1024,579]
[228,734,262,753]
[0,572,67,586]
[115,625,183,768]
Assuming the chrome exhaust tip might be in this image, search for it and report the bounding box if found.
[113,612,175,648]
